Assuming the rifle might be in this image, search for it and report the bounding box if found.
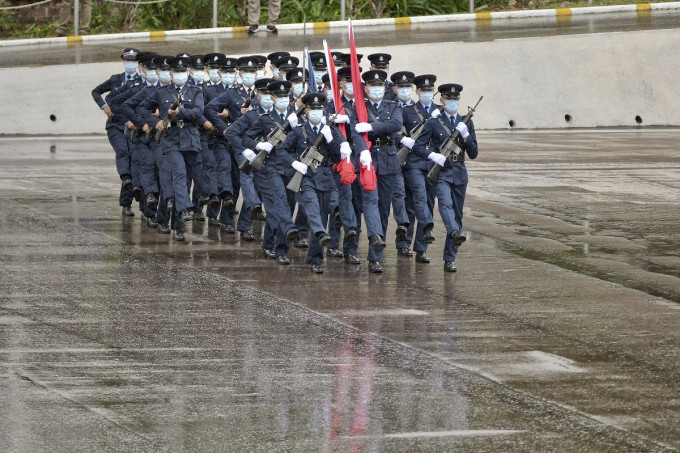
[397,96,438,167]
[286,118,338,193]
[426,96,483,183]
[155,92,184,143]
[239,102,307,174]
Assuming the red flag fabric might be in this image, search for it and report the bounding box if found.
[359,164,377,191]
[332,158,357,185]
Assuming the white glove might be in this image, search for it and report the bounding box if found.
[359,149,372,169]
[455,122,470,139]
[430,108,441,119]
[400,137,415,149]
[355,122,373,133]
[256,141,274,153]
[320,125,333,143]
[287,112,298,127]
[428,152,446,167]
[340,141,352,160]
[291,160,308,175]
[334,114,350,124]
[243,149,256,162]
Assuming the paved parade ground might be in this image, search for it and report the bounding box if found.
[1,129,678,451]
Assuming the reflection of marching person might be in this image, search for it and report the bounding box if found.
[413,83,478,272]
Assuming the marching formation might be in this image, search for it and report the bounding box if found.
[92,45,478,274]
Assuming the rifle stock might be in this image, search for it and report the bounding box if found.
[155,93,184,143]
[240,103,307,174]
[426,96,482,183]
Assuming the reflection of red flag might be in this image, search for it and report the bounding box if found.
[323,40,346,139]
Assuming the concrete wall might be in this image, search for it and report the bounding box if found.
[2,27,679,135]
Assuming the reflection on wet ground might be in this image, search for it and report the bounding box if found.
[0,130,679,451]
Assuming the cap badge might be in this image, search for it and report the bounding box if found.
[374,73,379,79]
[424,78,430,85]
[401,75,407,81]
[313,96,319,103]
[379,56,384,61]
[280,84,285,91]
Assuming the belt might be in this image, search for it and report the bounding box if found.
[168,120,195,128]
[372,137,395,147]
[450,153,465,162]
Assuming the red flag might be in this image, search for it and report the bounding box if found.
[348,20,376,190]
[323,40,345,138]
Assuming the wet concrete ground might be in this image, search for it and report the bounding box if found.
[1,129,679,451]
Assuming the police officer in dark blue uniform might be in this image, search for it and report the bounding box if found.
[367,53,396,102]
[91,47,140,216]
[349,69,404,273]
[274,56,299,86]
[241,80,301,264]
[413,83,478,272]
[267,51,290,81]
[278,92,349,273]
[395,74,439,263]
[137,56,205,241]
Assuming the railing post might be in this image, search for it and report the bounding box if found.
[213,0,217,28]
[74,0,79,36]
[341,0,345,21]
[469,0,475,13]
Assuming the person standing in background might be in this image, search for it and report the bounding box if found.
[247,0,281,34]
[55,0,92,37]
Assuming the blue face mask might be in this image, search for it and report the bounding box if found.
[192,71,205,84]
[273,68,280,79]
[397,87,412,102]
[314,71,327,85]
[307,109,324,124]
[419,91,434,105]
[145,70,159,84]
[222,73,235,86]
[292,83,304,97]
[241,73,256,87]
[172,72,188,86]
[444,100,459,113]
[275,97,290,110]
[256,70,265,80]
[343,82,353,96]
[208,69,221,83]
[325,90,334,102]
[368,85,385,101]
[259,94,273,109]
[124,61,138,74]
[159,71,172,83]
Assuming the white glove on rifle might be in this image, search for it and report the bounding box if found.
[428,152,446,167]
[287,112,298,127]
[340,142,352,160]
[430,108,441,119]
[291,160,308,175]
[320,125,333,143]
[243,149,256,162]
[455,122,470,139]
[359,149,372,170]
[355,122,373,133]
[334,114,350,124]
[400,137,415,149]
[256,141,274,153]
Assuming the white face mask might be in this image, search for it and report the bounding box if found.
[192,70,205,84]
[145,70,159,84]
[307,109,324,124]
[292,83,304,97]
[208,69,221,83]
[123,61,138,74]
[159,70,172,83]
[259,94,273,109]
[222,73,235,86]
[256,69,265,80]
[273,68,280,79]
[241,73,256,87]
[172,72,188,86]
[397,87,412,102]
[275,97,290,110]
[343,82,353,96]
[314,71,327,85]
